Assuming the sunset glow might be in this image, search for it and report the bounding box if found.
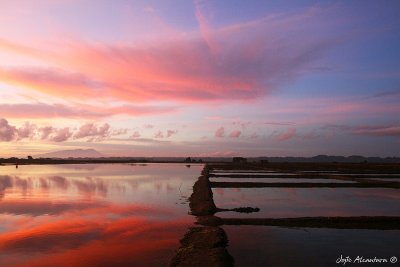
[1,0,399,157]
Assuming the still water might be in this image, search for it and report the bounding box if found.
[0,163,202,267]
[212,187,400,218]
[210,177,357,183]
[224,225,400,267]
[211,175,400,266]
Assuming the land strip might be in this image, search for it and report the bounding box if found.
[197,215,400,230]
[171,163,400,266]
[210,181,400,188]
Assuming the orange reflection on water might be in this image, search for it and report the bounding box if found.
[0,164,201,266]
[1,215,192,267]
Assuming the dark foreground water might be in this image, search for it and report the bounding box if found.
[212,182,400,266]
[213,187,400,218]
[0,163,202,267]
[224,225,400,267]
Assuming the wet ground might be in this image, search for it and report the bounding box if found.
[204,163,400,266]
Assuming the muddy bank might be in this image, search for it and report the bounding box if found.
[209,162,400,173]
[216,207,260,213]
[210,181,400,188]
[171,163,400,266]
[197,215,400,230]
[210,173,400,179]
[169,227,234,267]
[189,176,217,216]
[170,165,234,267]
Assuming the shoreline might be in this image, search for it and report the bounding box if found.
[170,162,400,266]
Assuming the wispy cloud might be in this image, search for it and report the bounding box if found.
[229,130,241,138]
[372,89,400,98]
[276,128,297,141]
[215,127,225,138]
[351,125,400,137]
[197,151,236,157]
[0,102,176,119]
[0,7,339,104]
[154,129,178,139]
[264,121,296,126]
[166,129,177,137]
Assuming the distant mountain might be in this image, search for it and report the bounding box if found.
[36,149,104,159]
[255,155,400,163]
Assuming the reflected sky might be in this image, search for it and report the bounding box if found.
[210,178,357,183]
[224,225,400,267]
[213,187,400,218]
[0,163,202,266]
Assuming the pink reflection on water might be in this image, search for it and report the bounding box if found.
[0,163,202,266]
[1,215,192,267]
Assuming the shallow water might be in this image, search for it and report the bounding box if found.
[213,187,400,218]
[210,172,297,176]
[224,225,400,267]
[329,173,400,176]
[210,177,357,183]
[0,163,202,267]
[367,178,400,182]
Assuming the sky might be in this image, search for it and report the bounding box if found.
[0,0,399,158]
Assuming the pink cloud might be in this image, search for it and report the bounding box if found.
[143,124,154,129]
[108,105,176,116]
[324,103,365,114]
[130,131,141,138]
[166,130,177,137]
[197,151,236,157]
[0,119,127,143]
[38,126,54,140]
[321,124,400,138]
[154,131,164,138]
[111,129,128,136]
[250,132,258,139]
[264,121,296,126]
[277,128,297,141]
[0,103,175,119]
[51,127,72,142]
[74,123,110,140]
[153,130,177,139]
[193,0,219,54]
[16,122,36,140]
[215,127,225,138]
[232,121,252,129]
[0,118,16,141]
[352,125,400,137]
[0,103,108,119]
[0,8,337,104]
[229,130,241,138]
[302,129,321,140]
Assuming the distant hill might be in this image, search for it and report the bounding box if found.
[254,155,400,163]
[36,149,104,159]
